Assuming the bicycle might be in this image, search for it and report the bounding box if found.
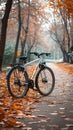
[6,52,55,98]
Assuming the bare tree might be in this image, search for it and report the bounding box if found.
[13,0,22,64]
[20,0,30,57]
[0,0,13,71]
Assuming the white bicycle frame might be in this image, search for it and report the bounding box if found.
[23,57,44,79]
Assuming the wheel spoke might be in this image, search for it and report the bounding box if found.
[7,66,28,98]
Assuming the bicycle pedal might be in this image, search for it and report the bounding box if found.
[28,79,34,89]
[33,88,37,91]
[29,85,34,89]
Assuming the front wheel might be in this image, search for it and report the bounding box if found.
[35,66,55,96]
[7,65,29,98]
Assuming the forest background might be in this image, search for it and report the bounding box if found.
[0,0,73,71]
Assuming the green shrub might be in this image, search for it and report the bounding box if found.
[2,44,14,67]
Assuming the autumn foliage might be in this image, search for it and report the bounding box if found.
[48,0,73,16]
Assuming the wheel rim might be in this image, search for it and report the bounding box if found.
[9,68,27,97]
[37,68,54,95]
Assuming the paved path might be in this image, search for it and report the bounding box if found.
[14,63,73,130]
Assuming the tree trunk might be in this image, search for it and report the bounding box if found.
[61,47,68,62]
[27,27,37,62]
[0,0,13,71]
[60,8,70,51]
[20,0,30,56]
[13,0,21,64]
[70,15,73,46]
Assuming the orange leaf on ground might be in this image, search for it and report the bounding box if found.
[11,103,22,110]
[7,117,16,127]
[0,108,5,121]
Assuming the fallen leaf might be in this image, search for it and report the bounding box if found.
[66,124,73,127]
[38,115,46,118]
[0,108,5,121]
[30,104,38,109]
[64,117,73,121]
[38,119,47,123]
[16,110,25,119]
[4,99,9,105]
[26,115,36,119]
[11,103,22,110]
[50,111,58,115]
[49,124,60,128]
[4,117,16,127]
[22,127,32,130]
[61,127,68,130]
[59,111,65,115]
[15,121,24,128]
[48,104,56,107]
[59,107,65,110]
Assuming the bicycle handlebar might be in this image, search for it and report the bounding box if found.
[30,52,51,57]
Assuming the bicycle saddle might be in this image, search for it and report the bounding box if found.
[19,56,27,61]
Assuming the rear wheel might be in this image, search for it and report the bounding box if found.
[7,65,29,98]
[35,67,55,96]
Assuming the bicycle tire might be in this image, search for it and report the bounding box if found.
[35,66,55,96]
[7,65,29,98]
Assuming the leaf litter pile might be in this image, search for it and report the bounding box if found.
[0,65,41,128]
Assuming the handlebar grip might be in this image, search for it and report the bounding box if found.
[39,53,51,56]
[30,52,39,57]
